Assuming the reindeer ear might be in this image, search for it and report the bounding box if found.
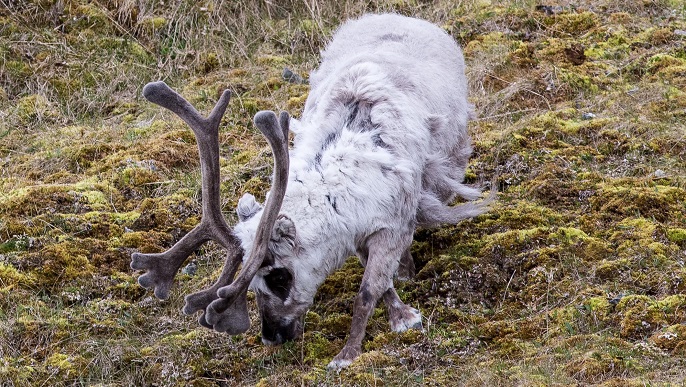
[237,193,262,221]
[269,215,296,256]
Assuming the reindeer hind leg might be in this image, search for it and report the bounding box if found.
[396,248,415,280]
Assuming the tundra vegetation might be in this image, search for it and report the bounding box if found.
[1,0,685,385]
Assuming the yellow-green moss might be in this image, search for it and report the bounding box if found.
[0,262,35,288]
[45,353,86,378]
[287,93,308,111]
[667,228,686,245]
[650,324,686,351]
[595,258,631,280]
[303,333,338,365]
[550,11,599,37]
[29,242,93,285]
[584,296,612,323]
[585,32,631,61]
[120,231,170,253]
[481,227,550,252]
[612,294,686,339]
[256,55,290,66]
[140,16,167,31]
[557,67,599,95]
[72,4,111,32]
[15,94,57,125]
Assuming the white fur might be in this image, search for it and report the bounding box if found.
[235,13,485,322]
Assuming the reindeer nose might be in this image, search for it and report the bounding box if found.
[261,317,301,345]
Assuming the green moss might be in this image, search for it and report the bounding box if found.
[0,234,33,253]
[650,324,686,351]
[592,185,686,223]
[667,228,686,246]
[27,242,93,285]
[583,296,612,323]
[557,67,600,95]
[647,54,686,73]
[4,60,32,79]
[303,333,338,365]
[481,227,550,253]
[0,356,37,383]
[140,16,167,32]
[236,97,263,116]
[287,93,308,111]
[614,295,664,339]
[463,31,509,57]
[549,227,610,261]
[1,1,685,385]
[256,55,290,66]
[45,353,87,378]
[585,32,631,61]
[0,180,122,218]
[116,166,160,188]
[550,11,599,37]
[15,94,57,125]
[478,320,515,341]
[319,312,353,337]
[199,52,220,73]
[595,258,631,280]
[0,262,35,288]
[553,227,589,242]
[120,231,170,253]
[72,4,111,32]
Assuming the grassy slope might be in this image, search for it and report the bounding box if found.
[1,0,686,385]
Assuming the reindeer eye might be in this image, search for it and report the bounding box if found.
[263,267,293,301]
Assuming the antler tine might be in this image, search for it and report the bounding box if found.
[131,82,239,301]
[205,111,290,329]
[182,251,244,331]
[142,81,230,136]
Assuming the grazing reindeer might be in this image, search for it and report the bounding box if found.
[131,14,491,369]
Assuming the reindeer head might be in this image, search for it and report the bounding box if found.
[232,194,315,344]
[130,81,297,338]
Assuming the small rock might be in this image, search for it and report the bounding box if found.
[181,261,197,276]
[674,29,686,37]
[608,293,625,307]
[582,112,596,120]
[283,68,305,84]
[654,169,667,178]
[535,5,563,15]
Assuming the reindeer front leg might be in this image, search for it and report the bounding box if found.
[328,230,413,369]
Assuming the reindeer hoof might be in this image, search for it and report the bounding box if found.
[327,345,361,370]
[390,306,423,333]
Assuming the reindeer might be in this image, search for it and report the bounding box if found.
[131,13,491,369]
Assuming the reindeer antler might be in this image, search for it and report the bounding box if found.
[131,81,290,334]
[205,111,290,331]
[131,82,237,300]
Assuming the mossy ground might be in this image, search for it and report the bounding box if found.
[2,0,686,385]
